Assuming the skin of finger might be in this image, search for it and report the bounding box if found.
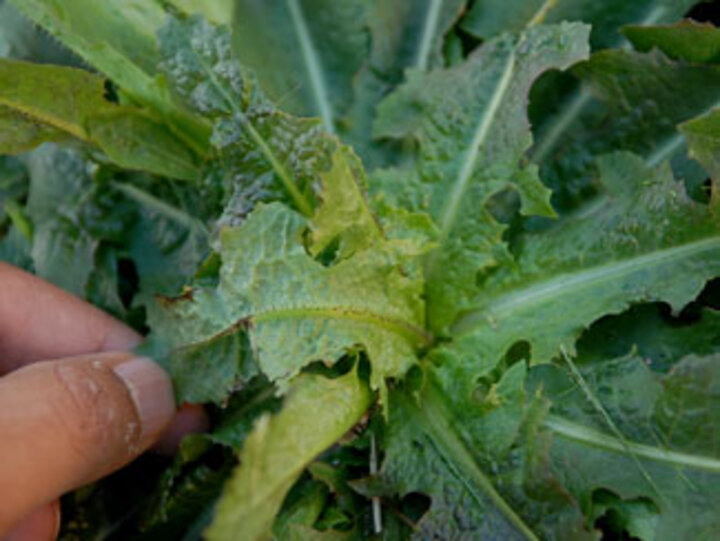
[0,353,174,534]
[0,263,208,451]
[0,263,141,373]
[1,501,60,541]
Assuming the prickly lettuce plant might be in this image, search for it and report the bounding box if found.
[1,0,719,539]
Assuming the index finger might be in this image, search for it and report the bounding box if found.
[0,263,140,373]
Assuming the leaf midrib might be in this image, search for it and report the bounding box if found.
[253,306,430,345]
[178,21,313,216]
[416,0,443,70]
[545,415,720,472]
[286,0,334,133]
[0,97,88,141]
[439,48,516,239]
[409,385,539,540]
[452,235,720,336]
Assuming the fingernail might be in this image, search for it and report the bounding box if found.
[113,357,175,444]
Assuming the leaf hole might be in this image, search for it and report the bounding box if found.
[399,492,431,525]
[302,353,358,379]
[591,488,659,541]
[686,1,720,24]
[473,341,530,405]
[103,79,119,103]
[697,277,720,310]
[475,263,501,288]
[504,340,531,365]
[303,227,341,267]
[486,187,521,224]
[117,257,139,308]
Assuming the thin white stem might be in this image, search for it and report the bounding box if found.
[370,434,382,534]
[561,347,664,501]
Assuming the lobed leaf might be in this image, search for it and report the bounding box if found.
[461,0,697,48]
[232,0,371,133]
[531,353,720,540]
[442,152,720,388]
[374,22,590,332]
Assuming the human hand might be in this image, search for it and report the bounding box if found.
[0,263,206,540]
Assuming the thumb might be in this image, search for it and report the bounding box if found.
[0,352,175,535]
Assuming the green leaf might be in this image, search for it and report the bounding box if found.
[573,47,720,169]
[0,106,67,153]
[528,3,701,195]
[206,370,372,541]
[680,108,720,180]
[232,0,371,133]
[157,14,320,217]
[0,224,32,269]
[374,22,590,331]
[0,155,26,223]
[119,179,211,305]
[531,353,720,540]
[168,0,233,24]
[149,195,426,401]
[532,33,720,212]
[0,59,202,180]
[25,146,119,296]
[461,0,697,50]
[9,0,211,152]
[0,155,31,269]
[149,123,428,403]
[367,0,466,74]
[576,304,720,373]
[623,20,720,64]
[137,444,235,541]
[0,0,80,64]
[207,378,282,450]
[341,0,466,166]
[271,479,328,540]
[381,380,589,540]
[446,152,720,384]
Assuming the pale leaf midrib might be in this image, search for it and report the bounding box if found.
[545,415,720,472]
[439,49,516,238]
[453,236,720,335]
[0,98,88,141]
[178,21,313,216]
[286,0,334,133]
[253,305,429,344]
[411,386,539,540]
[416,0,443,70]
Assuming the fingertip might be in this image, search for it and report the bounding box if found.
[112,357,176,449]
[0,353,176,529]
[0,264,143,370]
[2,500,60,541]
[103,325,143,352]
